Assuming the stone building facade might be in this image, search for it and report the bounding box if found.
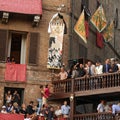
[0,0,71,107]
[0,0,119,107]
[71,0,120,63]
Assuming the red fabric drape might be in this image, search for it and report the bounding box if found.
[96,32,104,48]
[85,21,89,39]
[0,113,24,120]
[0,0,42,15]
[5,63,26,82]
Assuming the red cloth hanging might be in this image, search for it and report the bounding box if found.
[0,113,24,120]
[5,63,26,82]
[96,32,104,48]
[85,21,89,39]
[0,0,42,15]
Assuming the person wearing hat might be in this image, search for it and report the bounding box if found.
[1,105,7,113]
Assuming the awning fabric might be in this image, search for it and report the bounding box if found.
[0,0,42,15]
[0,113,24,120]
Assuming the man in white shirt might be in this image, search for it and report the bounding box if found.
[95,61,103,88]
[95,61,103,75]
[97,100,105,113]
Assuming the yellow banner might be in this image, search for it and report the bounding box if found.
[90,5,107,32]
[103,21,114,42]
[74,10,87,43]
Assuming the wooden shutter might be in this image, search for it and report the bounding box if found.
[29,32,39,64]
[0,29,7,62]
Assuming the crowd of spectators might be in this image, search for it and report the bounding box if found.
[53,58,120,80]
[1,58,120,119]
[0,85,70,120]
[97,100,112,113]
[97,100,120,116]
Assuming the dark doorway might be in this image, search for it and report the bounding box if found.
[4,87,24,106]
[10,33,22,64]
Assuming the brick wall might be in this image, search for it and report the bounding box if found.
[0,0,71,107]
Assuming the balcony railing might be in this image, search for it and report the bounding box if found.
[53,79,72,93]
[74,112,115,120]
[52,72,120,93]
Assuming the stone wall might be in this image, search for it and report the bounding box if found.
[70,0,120,63]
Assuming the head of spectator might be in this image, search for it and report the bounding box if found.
[115,58,119,64]
[111,59,115,65]
[21,103,26,110]
[7,90,11,95]
[87,61,92,67]
[96,61,101,66]
[79,64,84,68]
[101,100,105,104]
[64,101,68,106]
[29,101,34,106]
[105,59,110,64]
[60,67,65,73]
[56,105,61,110]
[45,84,48,88]
[11,56,15,63]
[6,57,10,63]
[13,90,17,95]
[50,106,54,112]
[1,105,7,113]
[7,102,13,107]
[40,85,44,90]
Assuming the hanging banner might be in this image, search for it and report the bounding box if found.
[47,14,65,69]
[5,63,26,82]
[90,5,107,32]
[74,10,87,43]
[103,21,114,42]
[96,32,104,48]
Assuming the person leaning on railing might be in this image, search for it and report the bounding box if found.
[112,102,120,115]
[102,59,112,73]
[109,59,119,73]
[85,61,96,76]
[77,63,86,78]
[97,100,105,113]
[95,61,103,75]
[53,67,68,80]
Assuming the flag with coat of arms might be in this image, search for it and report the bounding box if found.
[74,10,87,43]
[103,21,114,42]
[90,5,107,32]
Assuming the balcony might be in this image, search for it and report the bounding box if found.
[52,72,120,120]
[52,72,120,99]
[74,112,116,120]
